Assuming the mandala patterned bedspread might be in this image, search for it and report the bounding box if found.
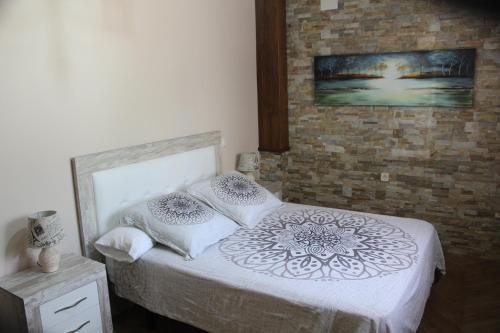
[108,204,445,333]
[220,208,419,281]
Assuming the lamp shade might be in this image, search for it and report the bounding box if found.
[237,152,260,172]
[27,211,64,248]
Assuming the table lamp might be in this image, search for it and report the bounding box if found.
[237,152,260,180]
[27,210,64,273]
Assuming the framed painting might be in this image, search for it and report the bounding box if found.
[314,48,476,107]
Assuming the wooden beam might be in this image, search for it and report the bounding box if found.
[255,0,289,152]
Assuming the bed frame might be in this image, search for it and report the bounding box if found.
[71,131,443,333]
[71,131,222,262]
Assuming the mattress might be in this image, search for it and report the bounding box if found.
[107,203,445,333]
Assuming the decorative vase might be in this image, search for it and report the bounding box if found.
[239,171,254,181]
[38,247,60,273]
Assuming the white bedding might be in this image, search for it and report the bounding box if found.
[107,203,445,333]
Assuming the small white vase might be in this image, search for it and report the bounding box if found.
[38,247,60,273]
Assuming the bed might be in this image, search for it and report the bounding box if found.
[72,131,445,333]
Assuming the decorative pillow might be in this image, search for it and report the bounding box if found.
[187,171,283,228]
[94,226,154,263]
[120,192,238,259]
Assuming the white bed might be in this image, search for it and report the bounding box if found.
[72,131,445,333]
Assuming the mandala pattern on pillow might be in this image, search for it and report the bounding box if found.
[211,173,266,206]
[147,193,214,225]
[220,208,418,280]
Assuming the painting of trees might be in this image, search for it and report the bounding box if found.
[427,49,475,77]
[314,48,475,107]
[315,48,475,80]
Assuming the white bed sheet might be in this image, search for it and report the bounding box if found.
[107,203,445,333]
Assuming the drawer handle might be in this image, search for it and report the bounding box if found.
[66,320,90,333]
[54,297,87,314]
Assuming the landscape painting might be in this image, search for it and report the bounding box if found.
[314,48,476,107]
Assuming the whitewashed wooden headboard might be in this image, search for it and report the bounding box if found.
[71,131,222,261]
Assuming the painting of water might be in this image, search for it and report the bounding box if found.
[314,49,476,107]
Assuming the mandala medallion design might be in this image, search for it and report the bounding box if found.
[211,173,266,206]
[147,193,214,225]
[219,208,418,280]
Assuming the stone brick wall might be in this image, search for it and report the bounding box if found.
[261,0,500,259]
[259,152,287,182]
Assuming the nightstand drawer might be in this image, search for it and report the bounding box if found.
[43,306,102,333]
[40,281,99,330]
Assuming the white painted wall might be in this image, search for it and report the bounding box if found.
[0,0,258,276]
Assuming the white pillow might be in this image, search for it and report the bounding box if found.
[187,171,283,228]
[120,192,238,259]
[94,226,154,263]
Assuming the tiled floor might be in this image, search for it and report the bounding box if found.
[114,253,500,333]
[417,253,500,333]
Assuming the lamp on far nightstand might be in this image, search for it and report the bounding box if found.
[27,210,64,273]
[237,152,260,180]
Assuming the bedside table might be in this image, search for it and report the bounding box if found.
[257,180,283,200]
[0,253,112,333]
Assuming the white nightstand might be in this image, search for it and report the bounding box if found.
[257,179,283,200]
[0,253,112,333]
